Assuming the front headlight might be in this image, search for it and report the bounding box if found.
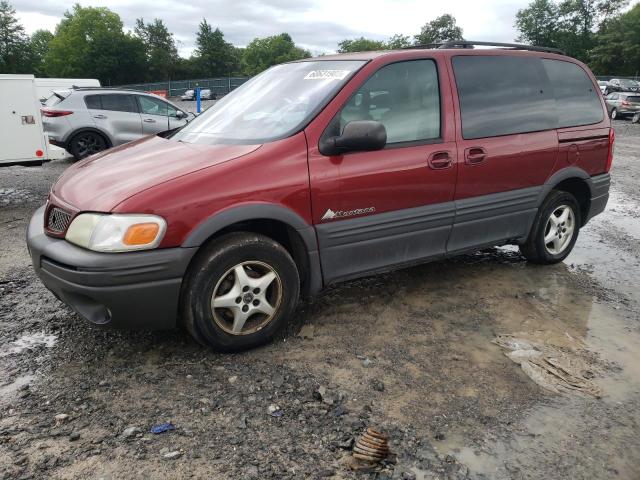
[65,213,167,252]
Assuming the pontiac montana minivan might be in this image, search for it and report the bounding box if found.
[27,42,613,351]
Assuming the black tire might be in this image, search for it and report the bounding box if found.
[181,232,300,352]
[633,112,640,124]
[610,108,618,120]
[69,131,108,160]
[519,190,581,265]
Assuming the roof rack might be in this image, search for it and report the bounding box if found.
[406,40,565,55]
[71,86,142,92]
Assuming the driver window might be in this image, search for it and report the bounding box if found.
[138,96,177,117]
[326,59,440,144]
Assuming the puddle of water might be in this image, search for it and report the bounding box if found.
[0,374,34,402]
[1,332,57,357]
[605,191,640,240]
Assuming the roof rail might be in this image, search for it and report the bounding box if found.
[71,86,143,92]
[438,40,565,55]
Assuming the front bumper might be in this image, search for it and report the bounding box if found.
[27,206,197,329]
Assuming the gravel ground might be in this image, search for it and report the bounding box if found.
[0,121,639,480]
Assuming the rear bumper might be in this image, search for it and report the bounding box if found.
[27,206,197,329]
[586,173,610,223]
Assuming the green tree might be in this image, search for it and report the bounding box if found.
[414,14,464,45]
[193,20,238,77]
[337,37,386,53]
[515,0,561,46]
[44,5,146,85]
[515,0,628,61]
[589,3,640,75]
[386,34,412,49]
[0,1,31,73]
[29,29,53,76]
[242,33,310,75]
[134,18,179,81]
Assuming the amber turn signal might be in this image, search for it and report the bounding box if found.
[123,223,160,246]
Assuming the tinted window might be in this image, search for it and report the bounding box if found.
[326,59,440,144]
[84,95,101,109]
[138,96,177,117]
[100,94,137,113]
[627,96,640,102]
[452,56,556,139]
[542,59,603,127]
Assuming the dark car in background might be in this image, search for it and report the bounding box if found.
[607,78,640,94]
[605,92,640,119]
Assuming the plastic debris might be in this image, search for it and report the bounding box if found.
[493,334,603,397]
[267,405,283,417]
[151,422,176,434]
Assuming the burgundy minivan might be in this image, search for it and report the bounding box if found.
[28,42,613,351]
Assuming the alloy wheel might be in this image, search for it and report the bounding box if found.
[543,205,575,255]
[210,261,283,335]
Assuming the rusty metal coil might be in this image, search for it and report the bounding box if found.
[352,427,389,463]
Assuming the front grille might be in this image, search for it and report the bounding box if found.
[47,207,72,233]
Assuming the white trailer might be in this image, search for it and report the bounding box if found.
[0,74,68,166]
[35,77,100,103]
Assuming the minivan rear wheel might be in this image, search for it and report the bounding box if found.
[181,232,300,351]
[69,131,107,160]
[520,190,581,264]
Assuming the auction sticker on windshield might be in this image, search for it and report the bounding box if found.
[304,70,351,80]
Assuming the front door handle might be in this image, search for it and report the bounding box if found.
[143,118,156,123]
[93,114,107,119]
[465,147,487,165]
[428,151,453,170]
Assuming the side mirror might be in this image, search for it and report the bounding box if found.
[319,120,387,156]
[176,110,187,119]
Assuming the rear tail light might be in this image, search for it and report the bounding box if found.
[605,127,615,173]
[41,108,73,117]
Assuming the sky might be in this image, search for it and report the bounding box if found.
[14,0,531,57]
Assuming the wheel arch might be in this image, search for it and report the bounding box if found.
[541,168,593,226]
[182,204,323,296]
[65,127,113,149]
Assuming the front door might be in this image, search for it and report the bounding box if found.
[136,95,188,135]
[307,58,458,283]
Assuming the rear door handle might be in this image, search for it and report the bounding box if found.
[465,147,487,165]
[93,114,107,119]
[143,118,156,123]
[428,151,453,170]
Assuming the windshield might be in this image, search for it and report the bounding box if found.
[620,79,639,87]
[173,60,366,144]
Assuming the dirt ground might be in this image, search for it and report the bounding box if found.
[1,121,639,480]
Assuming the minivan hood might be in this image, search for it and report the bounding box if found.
[52,136,261,211]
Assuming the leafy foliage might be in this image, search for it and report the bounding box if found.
[515,0,629,61]
[337,37,387,53]
[589,3,640,75]
[29,29,53,76]
[192,19,239,77]
[0,0,31,73]
[242,33,310,75]
[134,18,180,81]
[44,5,146,84]
[414,14,464,45]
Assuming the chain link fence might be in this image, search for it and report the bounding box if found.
[117,77,250,98]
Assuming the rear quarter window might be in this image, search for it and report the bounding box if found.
[452,55,557,139]
[99,94,137,113]
[542,59,603,128]
[84,95,102,109]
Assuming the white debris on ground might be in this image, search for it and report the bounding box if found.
[493,333,603,398]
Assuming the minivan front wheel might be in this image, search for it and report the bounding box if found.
[181,232,300,351]
[520,191,581,264]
